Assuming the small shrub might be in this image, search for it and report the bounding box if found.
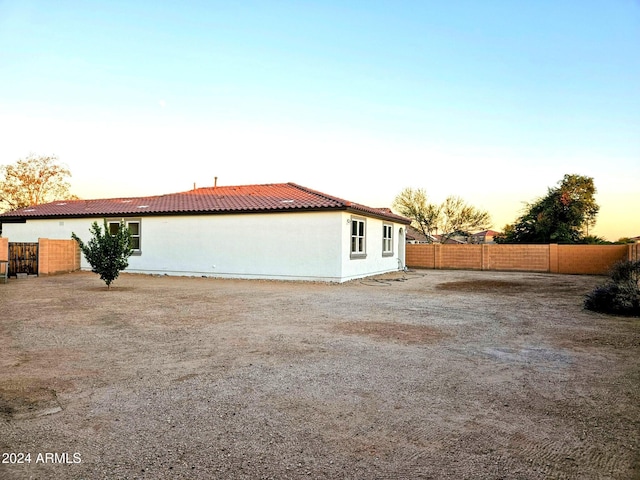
[610,259,640,284]
[585,260,640,316]
[72,220,133,289]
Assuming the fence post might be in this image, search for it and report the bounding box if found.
[549,244,559,273]
[481,244,489,270]
[38,238,48,275]
[75,241,82,271]
[434,244,442,270]
[0,237,8,262]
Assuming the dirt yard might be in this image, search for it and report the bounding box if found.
[0,269,638,479]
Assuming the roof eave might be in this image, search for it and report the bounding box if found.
[345,206,411,225]
[0,205,352,221]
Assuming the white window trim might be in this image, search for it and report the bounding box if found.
[350,216,367,259]
[107,217,142,255]
[382,223,394,257]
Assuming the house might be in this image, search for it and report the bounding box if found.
[0,183,411,282]
[433,234,467,244]
[403,225,470,244]
[405,225,437,244]
[469,229,501,244]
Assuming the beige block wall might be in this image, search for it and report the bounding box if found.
[0,237,7,278]
[38,238,81,275]
[485,245,550,272]
[0,237,7,261]
[440,245,482,270]
[407,243,634,275]
[557,245,628,275]
[406,244,436,269]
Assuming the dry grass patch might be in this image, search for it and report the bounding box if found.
[335,321,450,344]
[436,280,529,293]
[0,378,68,419]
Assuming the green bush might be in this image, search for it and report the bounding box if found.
[72,220,133,289]
[585,260,640,316]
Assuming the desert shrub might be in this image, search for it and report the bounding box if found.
[610,259,640,284]
[585,260,640,316]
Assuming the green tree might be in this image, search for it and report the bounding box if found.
[72,220,133,289]
[580,235,610,245]
[0,154,78,212]
[616,237,636,244]
[496,174,599,244]
[393,188,491,243]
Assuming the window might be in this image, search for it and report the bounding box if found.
[382,223,393,256]
[107,218,141,254]
[127,221,141,250]
[350,217,366,258]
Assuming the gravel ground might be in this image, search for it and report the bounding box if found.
[0,269,638,479]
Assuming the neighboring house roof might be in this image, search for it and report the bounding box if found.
[471,229,500,237]
[375,213,437,243]
[433,234,466,244]
[0,182,411,225]
[405,225,432,243]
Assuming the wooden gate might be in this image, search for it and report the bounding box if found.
[8,242,38,276]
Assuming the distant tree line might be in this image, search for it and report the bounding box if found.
[392,189,491,243]
[393,174,616,245]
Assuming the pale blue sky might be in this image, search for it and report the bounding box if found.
[1,1,638,239]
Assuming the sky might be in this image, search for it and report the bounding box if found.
[1,1,638,241]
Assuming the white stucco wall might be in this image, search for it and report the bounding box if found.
[132,212,345,280]
[2,218,89,244]
[339,212,406,282]
[1,210,407,282]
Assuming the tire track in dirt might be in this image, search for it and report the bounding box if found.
[502,432,632,478]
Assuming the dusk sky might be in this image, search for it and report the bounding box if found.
[1,1,638,240]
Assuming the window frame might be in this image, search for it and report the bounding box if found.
[107,217,142,255]
[382,223,394,257]
[350,216,367,259]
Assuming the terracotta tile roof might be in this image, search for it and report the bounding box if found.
[405,225,431,242]
[471,229,501,237]
[0,182,410,224]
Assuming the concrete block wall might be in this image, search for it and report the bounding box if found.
[406,244,436,269]
[406,243,635,275]
[0,237,7,261]
[440,245,482,270]
[38,238,81,275]
[485,245,550,272]
[557,245,629,275]
[0,237,7,279]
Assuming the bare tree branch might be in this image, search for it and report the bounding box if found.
[394,189,491,243]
